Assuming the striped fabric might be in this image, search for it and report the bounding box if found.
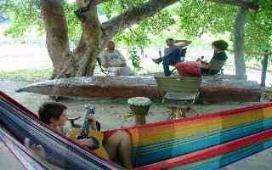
[103,102,272,168]
[1,90,272,170]
[120,103,272,168]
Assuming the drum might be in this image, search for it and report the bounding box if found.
[128,97,152,124]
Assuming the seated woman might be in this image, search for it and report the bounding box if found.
[38,102,132,169]
[175,40,228,77]
[199,40,228,75]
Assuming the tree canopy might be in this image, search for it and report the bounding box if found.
[2,0,270,53]
[1,0,271,78]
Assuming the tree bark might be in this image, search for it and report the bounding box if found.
[261,51,269,87]
[73,0,103,76]
[234,7,247,80]
[40,0,74,78]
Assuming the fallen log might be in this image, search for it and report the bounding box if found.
[199,77,261,103]
[17,75,262,103]
[17,76,160,99]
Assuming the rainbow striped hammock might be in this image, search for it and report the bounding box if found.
[1,90,272,170]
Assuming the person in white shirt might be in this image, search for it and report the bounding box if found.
[97,41,131,76]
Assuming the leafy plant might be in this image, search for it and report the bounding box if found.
[129,47,141,69]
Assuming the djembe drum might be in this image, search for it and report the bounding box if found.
[128,97,152,125]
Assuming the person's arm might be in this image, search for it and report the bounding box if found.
[88,114,97,131]
[97,51,109,68]
[175,40,192,47]
[115,50,127,67]
[164,48,168,56]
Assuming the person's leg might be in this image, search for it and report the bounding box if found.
[162,58,171,76]
[162,49,181,76]
[104,131,132,169]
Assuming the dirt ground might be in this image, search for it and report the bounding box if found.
[0,78,255,130]
[1,78,272,170]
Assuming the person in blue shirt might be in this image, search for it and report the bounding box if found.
[152,38,191,76]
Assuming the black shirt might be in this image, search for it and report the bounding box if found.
[212,51,228,61]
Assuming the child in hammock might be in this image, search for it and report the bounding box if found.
[38,102,132,169]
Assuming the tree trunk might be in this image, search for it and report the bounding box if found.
[261,51,269,87]
[234,7,247,80]
[40,0,73,78]
[73,0,105,76]
[41,0,105,78]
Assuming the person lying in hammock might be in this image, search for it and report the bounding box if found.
[38,102,132,169]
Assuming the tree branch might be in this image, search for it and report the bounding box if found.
[102,0,258,39]
[208,0,259,11]
[102,0,178,39]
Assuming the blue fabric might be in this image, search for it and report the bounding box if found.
[162,48,182,76]
[0,95,121,170]
[178,140,272,170]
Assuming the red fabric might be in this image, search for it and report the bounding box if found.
[175,61,201,77]
[103,129,130,143]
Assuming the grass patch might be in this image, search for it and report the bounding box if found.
[0,69,52,81]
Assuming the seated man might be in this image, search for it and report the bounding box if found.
[199,40,228,75]
[38,102,132,169]
[97,41,131,76]
[152,38,191,76]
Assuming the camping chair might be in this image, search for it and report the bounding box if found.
[154,76,201,119]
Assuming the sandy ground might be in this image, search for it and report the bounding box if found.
[1,78,272,170]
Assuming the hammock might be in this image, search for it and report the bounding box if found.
[0,127,47,169]
[0,91,120,170]
[1,90,272,170]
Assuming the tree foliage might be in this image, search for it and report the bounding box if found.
[176,0,236,38]
[1,0,271,56]
[177,0,271,55]
[245,0,272,54]
[1,0,42,37]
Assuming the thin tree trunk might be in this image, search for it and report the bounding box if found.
[261,51,269,87]
[234,7,247,80]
